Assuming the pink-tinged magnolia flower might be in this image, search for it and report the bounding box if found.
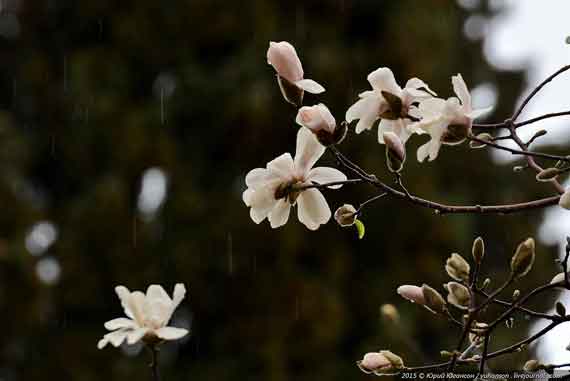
[296,104,336,135]
[267,41,325,104]
[97,284,188,349]
[345,67,434,143]
[559,188,570,210]
[243,128,347,230]
[397,285,425,304]
[413,74,492,162]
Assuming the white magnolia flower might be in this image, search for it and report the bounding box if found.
[267,41,325,100]
[243,128,347,230]
[414,74,492,162]
[97,284,188,349]
[345,67,434,143]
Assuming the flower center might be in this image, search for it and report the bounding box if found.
[274,179,304,204]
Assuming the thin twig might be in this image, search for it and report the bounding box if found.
[467,135,570,162]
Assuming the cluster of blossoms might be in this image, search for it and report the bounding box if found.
[243,41,492,230]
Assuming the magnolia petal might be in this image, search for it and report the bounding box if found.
[147,284,171,304]
[367,67,401,95]
[267,153,295,180]
[405,77,437,96]
[127,327,149,345]
[268,199,291,228]
[560,189,570,210]
[297,188,331,230]
[417,139,442,162]
[452,74,471,107]
[104,329,129,348]
[346,96,382,134]
[156,326,189,341]
[115,286,135,320]
[295,79,325,94]
[245,168,271,188]
[128,291,147,327]
[104,318,137,331]
[468,105,493,120]
[307,167,347,189]
[294,128,325,178]
[378,119,411,144]
[171,284,186,311]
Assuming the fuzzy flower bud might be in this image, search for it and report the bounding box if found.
[511,238,535,278]
[445,253,471,282]
[444,282,470,309]
[472,236,485,265]
[523,359,541,372]
[383,132,406,173]
[397,285,425,305]
[334,204,357,227]
[421,284,447,314]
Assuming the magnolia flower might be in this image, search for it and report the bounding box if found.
[97,284,188,349]
[414,74,492,162]
[267,41,325,105]
[551,272,565,285]
[345,67,434,144]
[243,128,347,230]
[560,188,570,210]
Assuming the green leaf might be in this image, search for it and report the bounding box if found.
[354,219,365,239]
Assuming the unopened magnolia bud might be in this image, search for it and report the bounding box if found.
[440,350,454,358]
[445,253,471,282]
[380,91,403,120]
[511,238,535,278]
[442,123,469,145]
[551,272,565,285]
[513,165,526,172]
[380,304,400,323]
[383,132,406,173]
[556,302,566,317]
[512,289,521,300]
[422,284,447,314]
[469,133,493,149]
[358,352,392,374]
[523,359,541,372]
[472,236,485,265]
[445,282,470,309]
[296,104,341,146]
[560,188,570,210]
[482,278,491,289]
[334,204,357,227]
[397,285,425,305]
[267,41,303,84]
[536,167,560,182]
[277,75,304,106]
[469,322,488,346]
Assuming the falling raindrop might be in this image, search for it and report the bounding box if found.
[137,167,168,221]
[132,215,137,249]
[227,233,233,276]
[160,87,165,125]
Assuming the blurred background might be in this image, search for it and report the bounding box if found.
[0,0,569,379]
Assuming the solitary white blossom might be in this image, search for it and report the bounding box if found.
[243,128,347,230]
[267,41,325,105]
[559,188,570,210]
[345,67,434,144]
[414,74,492,162]
[97,284,188,349]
